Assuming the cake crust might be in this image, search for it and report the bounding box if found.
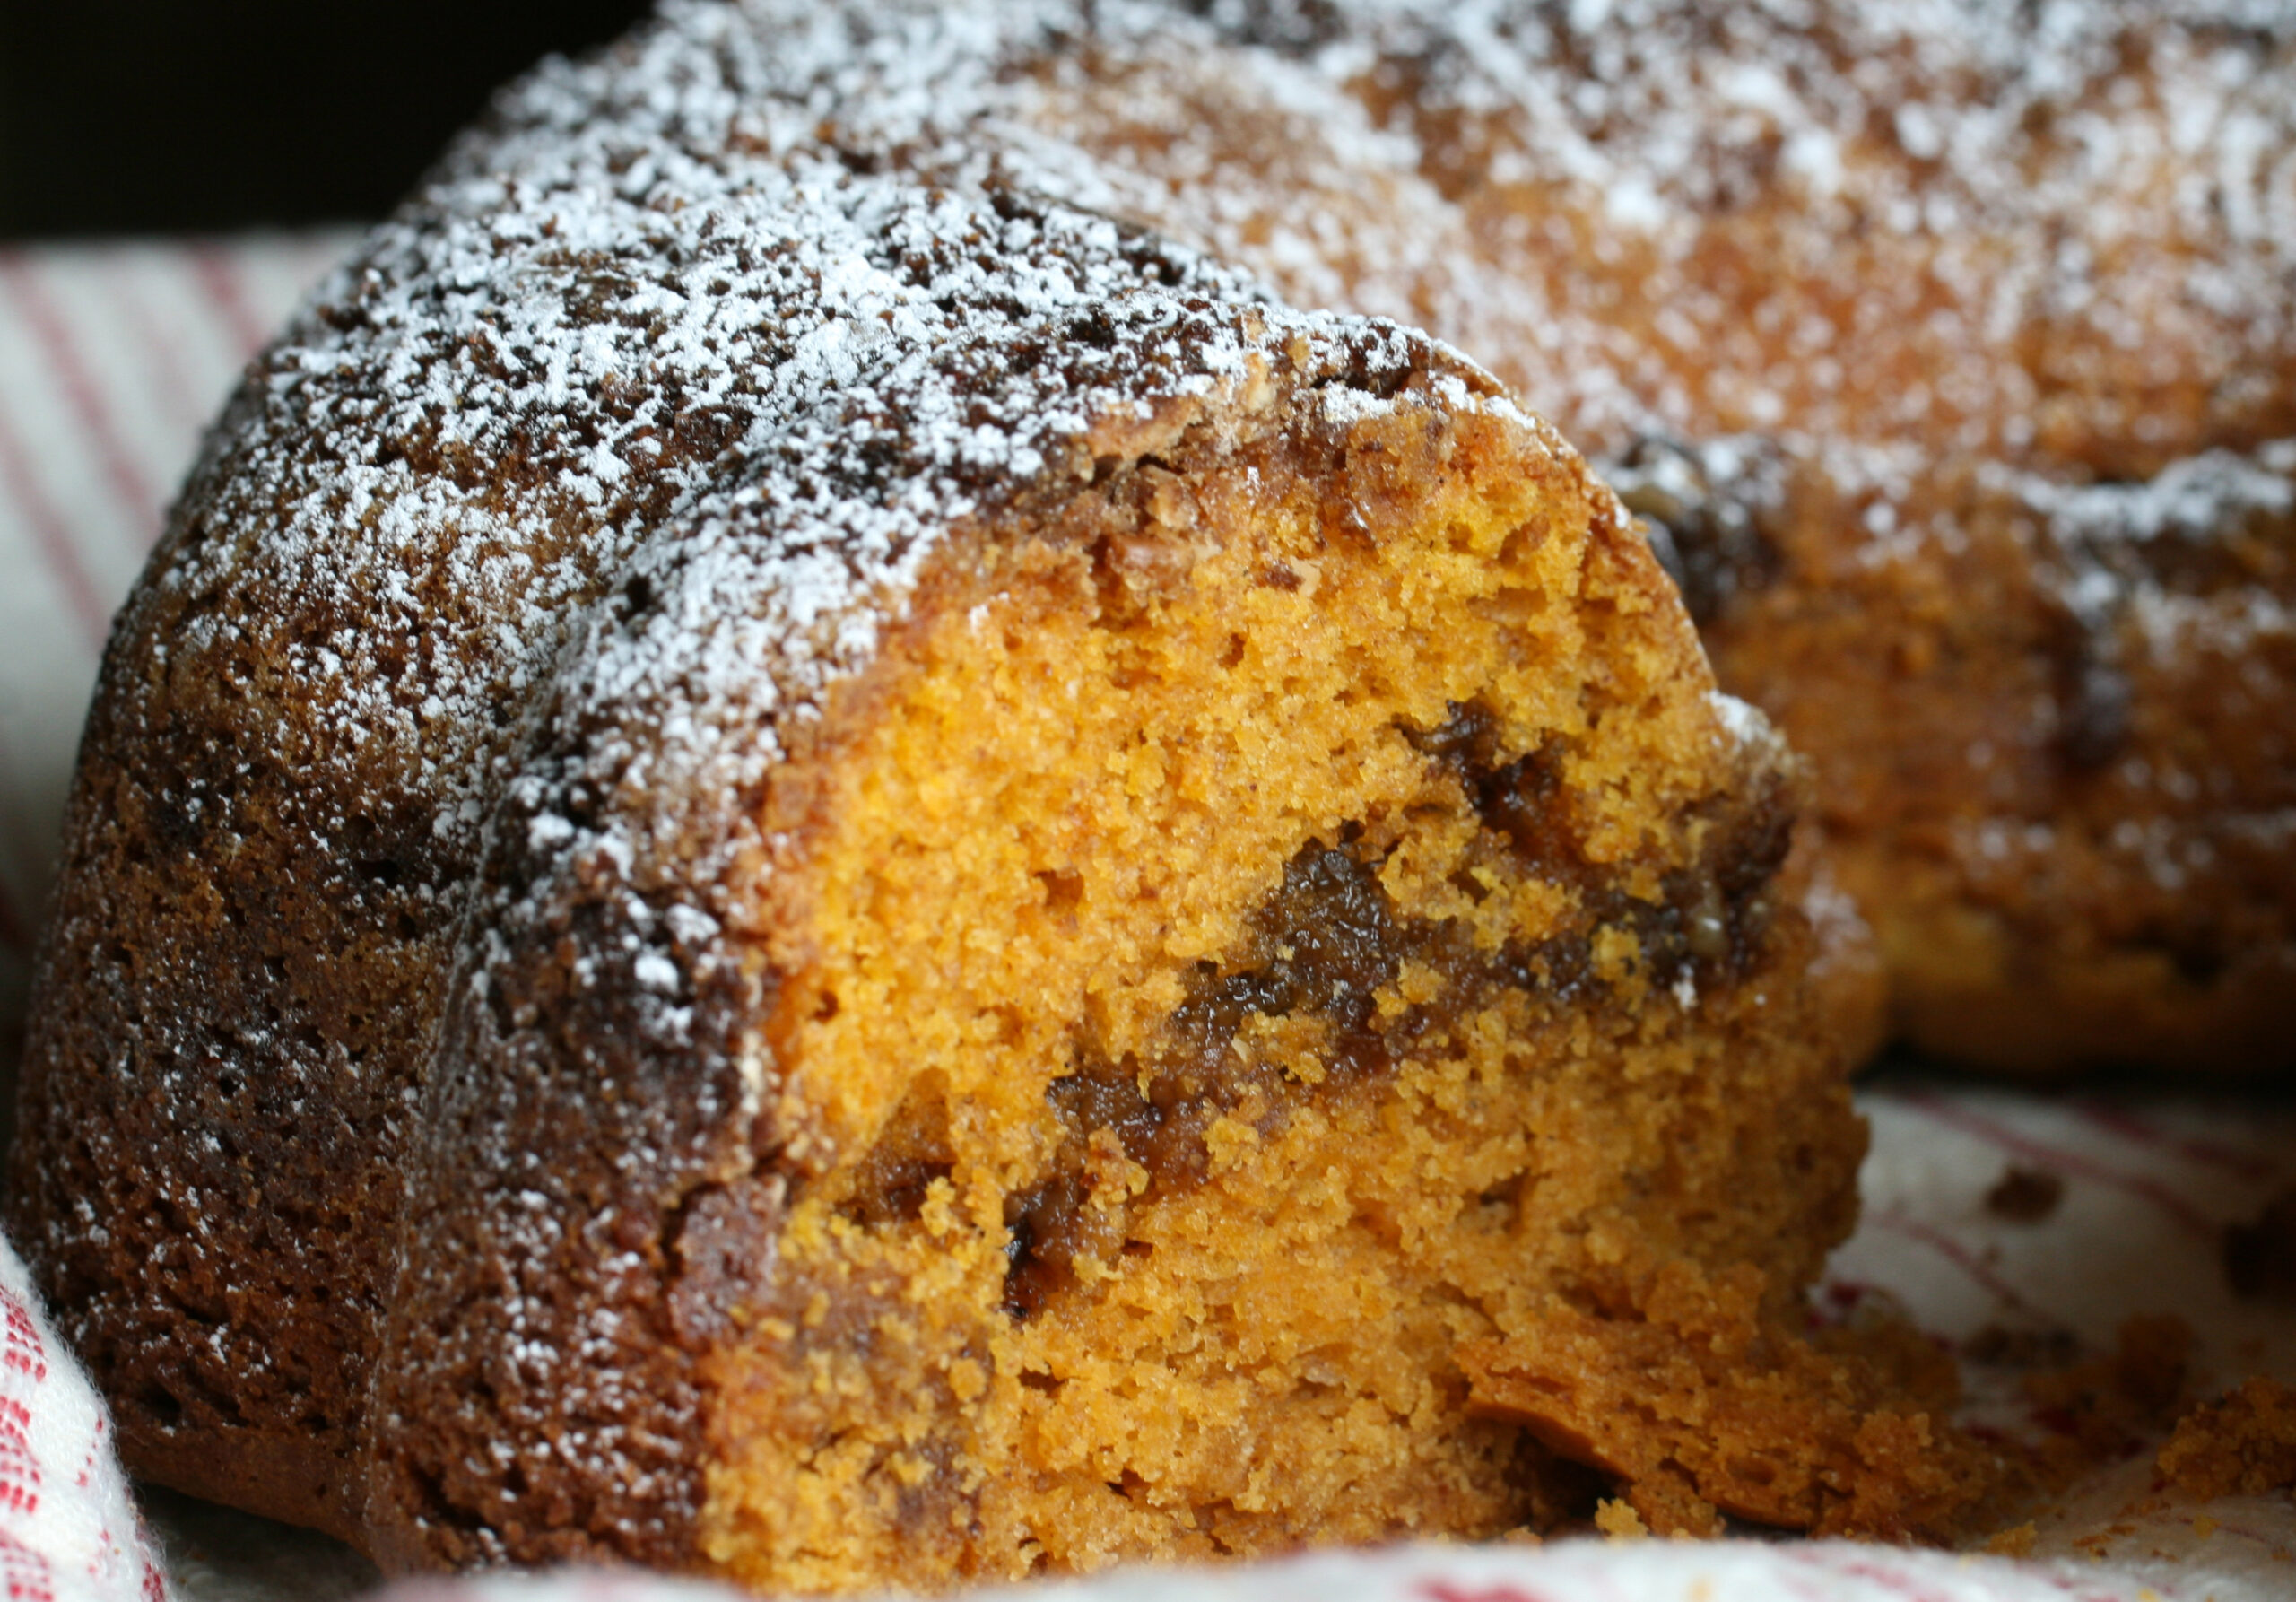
[13,0,1935,1585]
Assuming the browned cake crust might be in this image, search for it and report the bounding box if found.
[13,1,1971,1590]
[889,0,2294,1075]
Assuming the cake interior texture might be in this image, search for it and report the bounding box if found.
[687,396,1884,1590]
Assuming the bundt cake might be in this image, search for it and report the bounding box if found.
[1,0,1946,1589]
[862,0,2294,1075]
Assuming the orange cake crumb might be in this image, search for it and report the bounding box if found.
[691,384,1876,1592]
[1459,1257,2001,1541]
[2159,1378,2296,1501]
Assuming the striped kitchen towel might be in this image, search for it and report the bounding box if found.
[0,1231,170,1601]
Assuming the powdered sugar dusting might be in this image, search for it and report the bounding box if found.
[1707,691,1774,752]
[645,0,2292,713]
[148,0,1526,977]
[929,0,2296,470]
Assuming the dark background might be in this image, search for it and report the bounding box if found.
[0,1,655,238]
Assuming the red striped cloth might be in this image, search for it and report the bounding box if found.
[0,1235,170,1601]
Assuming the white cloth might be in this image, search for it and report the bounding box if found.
[357,1540,2296,1602]
[3,237,2294,1602]
[0,1235,170,1601]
